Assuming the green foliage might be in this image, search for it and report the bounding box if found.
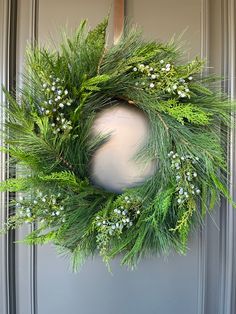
[159,98,211,125]
[0,18,235,271]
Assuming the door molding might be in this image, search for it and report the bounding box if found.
[219,0,236,313]
[0,0,18,314]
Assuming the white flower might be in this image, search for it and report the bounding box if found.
[160,60,164,64]
[45,110,50,115]
[66,102,71,106]
[173,84,177,90]
[185,88,190,92]
[56,78,60,82]
[161,68,166,71]
[188,76,193,80]
[52,108,57,112]
[42,197,46,202]
[151,74,156,79]
[57,128,60,132]
[166,63,171,68]
[136,210,140,214]
[33,200,38,204]
[43,83,47,88]
[64,89,68,95]
[150,83,155,88]
[150,67,154,71]
[166,68,170,72]
[51,123,55,127]
[178,92,186,98]
[56,211,60,216]
[193,172,197,177]
[59,103,64,108]
[135,82,139,86]
[196,189,201,194]
[139,64,144,68]
[179,188,184,195]
[177,199,182,204]
[51,86,56,91]
[133,67,138,72]
[57,90,62,95]
[49,100,53,105]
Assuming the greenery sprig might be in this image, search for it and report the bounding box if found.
[1,18,235,270]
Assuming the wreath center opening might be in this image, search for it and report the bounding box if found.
[90,102,156,193]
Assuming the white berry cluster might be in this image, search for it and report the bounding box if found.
[16,192,66,224]
[41,76,73,134]
[132,61,193,99]
[96,195,142,239]
[168,151,201,205]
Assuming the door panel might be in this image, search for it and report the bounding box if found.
[35,1,202,314]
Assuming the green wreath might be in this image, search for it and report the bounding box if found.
[1,18,235,269]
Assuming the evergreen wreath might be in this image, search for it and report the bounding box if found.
[1,18,235,269]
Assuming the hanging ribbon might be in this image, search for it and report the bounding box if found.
[114,0,124,44]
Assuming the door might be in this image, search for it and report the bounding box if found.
[0,1,235,314]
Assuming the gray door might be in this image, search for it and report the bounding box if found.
[0,1,236,314]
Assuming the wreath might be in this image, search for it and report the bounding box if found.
[1,18,235,269]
